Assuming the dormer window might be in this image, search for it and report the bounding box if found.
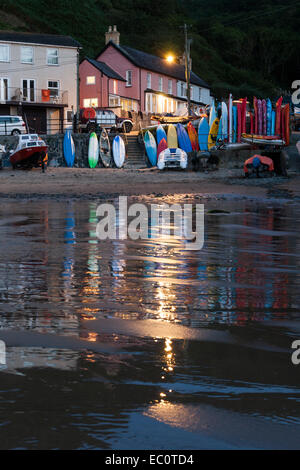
[126,70,132,87]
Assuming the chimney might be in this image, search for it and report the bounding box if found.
[105,25,120,45]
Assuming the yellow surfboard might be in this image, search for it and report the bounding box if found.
[208,118,220,150]
[167,124,178,148]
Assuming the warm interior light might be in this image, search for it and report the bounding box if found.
[166,55,175,63]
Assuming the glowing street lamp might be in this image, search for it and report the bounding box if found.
[166,54,175,64]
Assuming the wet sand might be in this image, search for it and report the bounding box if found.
[0,166,299,200]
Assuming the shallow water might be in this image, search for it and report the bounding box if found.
[0,195,300,449]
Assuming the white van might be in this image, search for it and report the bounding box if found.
[0,116,26,135]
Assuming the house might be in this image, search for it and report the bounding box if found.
[79,25,211,117]
[0,31,81,134]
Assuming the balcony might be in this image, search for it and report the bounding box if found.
[0,87,68,106]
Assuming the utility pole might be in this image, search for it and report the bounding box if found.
[183,24,192,116]
[76,47,80,132]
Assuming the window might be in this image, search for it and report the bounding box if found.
[48,80,60,98]
[67,111,73,122]
[113,80,118,94]
[158,77,163,92]
[47,48,59,65]
[198,87,202,102]
[86,76,95,85]
[109,95,120,107]
[83,98,98,107]
[21,46,33,64]
[0,78,9,100]
[126,70,132,87]
[168,80,172,95]
[0,45,9,62]
[147,73,151,89]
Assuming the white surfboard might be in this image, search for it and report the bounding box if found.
[112,135,126,168]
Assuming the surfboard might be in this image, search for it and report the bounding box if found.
[216,118,222,143]
[63,129,75,167]
[232,106,237,143]
[253,97,258,135]
[208,118,220,149]
[156,125,167,145]
[99,128,112,167]
[257,99,263,135]
[262,99,267,135]
[266,99,272,136]
[177,123,192,153]
[221,102,228,141]
[187,122,199,151]
[198,117,209,151]
[88,132,99,168]
[209,100,217,129]
[241,98,247,134]
[167,124,178,148]
[112,135,126,168]
[281,104,290,146]
[144,130,157,166]
[275,97,283,136]
[157,137,168,160]
[271,110,276,136]
[228,94,233,143]
[237,103,242,143]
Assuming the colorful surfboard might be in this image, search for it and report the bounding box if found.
[221,102,228,141]
[63,129,75,167]
[241,98,247,134]
[144,130,157,166]
[156,125,167,146]
[228,94,233,143]
[177,123,192,153]
[266,99,272,136]
[262,99,267,135]
[237,103,242,143]
[88,132,99,168]
[271,110,276,136]
[253,97,258,135]
[257,99,263,135]
[276,96,283,136]
[157,137,168,160]
[112,135,126,168]
[209,100,217,129]
[208,118,220,149]
[167,124,178,148]
[198,117,209,151]
[232,106,237,143]
[187,122,199,151]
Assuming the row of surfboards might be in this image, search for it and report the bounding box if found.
[143,122,200,166]
[63,129,126,168]
[207,95,290,148]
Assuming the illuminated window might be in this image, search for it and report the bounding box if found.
[83,98,98,107]
[86,76,95,85]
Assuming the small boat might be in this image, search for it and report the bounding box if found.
[10,134,48,171]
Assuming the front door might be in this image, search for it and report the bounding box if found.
[22,79,35,102]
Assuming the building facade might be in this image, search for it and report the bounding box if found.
[80,26,211,117]
[0,31,81,134]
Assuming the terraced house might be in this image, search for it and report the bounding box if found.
[0,31,81,134]
[80,26,211,117]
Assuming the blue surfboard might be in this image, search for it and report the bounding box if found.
[198,117,209,151]
[232,106,237,143]
[144,130,157,166]
[266,99,272,136]
[177,123,192,153]
[156,125,167,145]
[271,110,276,136]
[63,129,75,167]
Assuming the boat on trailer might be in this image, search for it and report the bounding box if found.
[10,134,48,171]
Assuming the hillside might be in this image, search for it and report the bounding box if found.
[0,0,298,100]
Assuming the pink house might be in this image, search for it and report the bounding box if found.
[80,26,211,116]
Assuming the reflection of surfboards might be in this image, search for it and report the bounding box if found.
[88,132,99,168]
[167,124,178,148]
[198,117,209,151]
[99,128,112,167]
[63,130,75,167]
[208,118,220,149]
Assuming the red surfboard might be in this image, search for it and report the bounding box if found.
[157,137,168,161]
[275,97,283,136]
[237,103,242,142]
[241,98,247,134]
[262,99,267,135]
[253,97,258,134]
[250,112,254,135]
[187,122,199,151]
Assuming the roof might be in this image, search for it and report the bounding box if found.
[85,57,126,81]
[98,41,210,89]
[0,31,81,48]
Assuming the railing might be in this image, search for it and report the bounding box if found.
[0,87,68,105]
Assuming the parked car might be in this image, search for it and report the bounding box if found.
[79,108,133,133]
[0,116,27,135]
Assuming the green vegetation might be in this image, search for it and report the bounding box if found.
[1,0,298,99]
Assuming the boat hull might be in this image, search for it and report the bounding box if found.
[10,146,48,168]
